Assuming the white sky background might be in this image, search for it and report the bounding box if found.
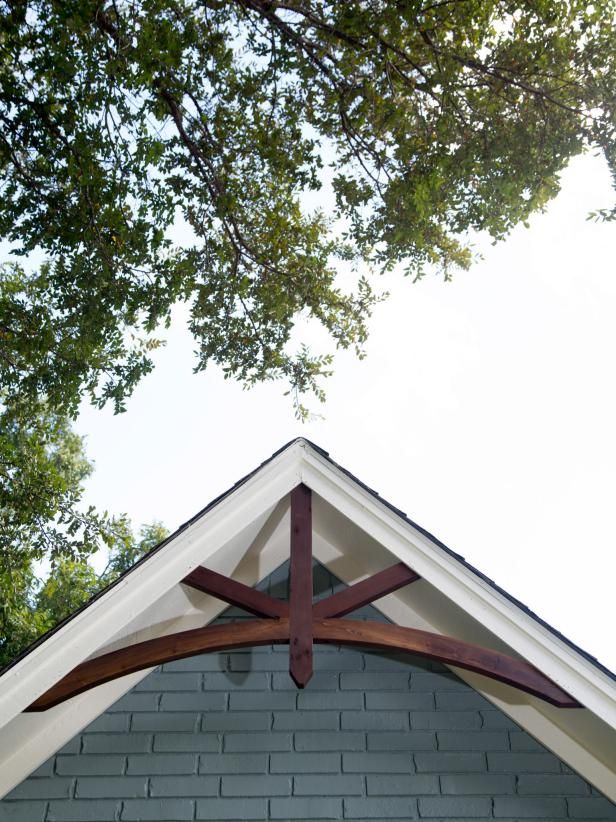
[76,151,616,673]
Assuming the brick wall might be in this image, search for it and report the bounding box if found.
[2,563,615,821]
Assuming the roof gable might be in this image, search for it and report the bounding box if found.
[1,438,615,799]
[5,562,615,822]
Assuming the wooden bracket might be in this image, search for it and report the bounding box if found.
[24,484,581,712]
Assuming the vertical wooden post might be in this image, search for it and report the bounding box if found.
[289,483,313,687]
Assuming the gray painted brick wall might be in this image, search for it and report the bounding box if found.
[2,562,615,821]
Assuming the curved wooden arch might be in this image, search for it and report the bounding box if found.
[26,618,579,711]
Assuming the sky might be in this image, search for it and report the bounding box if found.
[76,150,616,673]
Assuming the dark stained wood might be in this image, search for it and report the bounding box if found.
[26,619,292,712]
[182,566,289,618]
[313,619,580,708]
[313,563,420,618]
[26,617,580,712]
[289,484,313,687]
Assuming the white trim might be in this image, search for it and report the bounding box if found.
[0,498,295,797]
[310,522,616,800]
[0,673,147,798]
[0,442,302,725]
[458,674,616,802]
[300,446,616,729]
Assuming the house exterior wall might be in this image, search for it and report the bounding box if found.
[2,564,615,822]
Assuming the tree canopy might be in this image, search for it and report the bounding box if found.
[0,399,167,667]
[1,1,615,659]
[0,513,168,668]
[1,0,615,418]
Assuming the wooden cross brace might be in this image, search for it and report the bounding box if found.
[25,485,580,711]
[183,484,420,687]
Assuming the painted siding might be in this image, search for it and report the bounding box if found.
[2,563,615,821]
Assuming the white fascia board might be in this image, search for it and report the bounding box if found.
[0,494,295,798]
[299,445,616,730]
[468,680,616,802]
[0,442,304,728]
[0,672,147,799]
[311,502,616,797]
[100,499,289,655]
